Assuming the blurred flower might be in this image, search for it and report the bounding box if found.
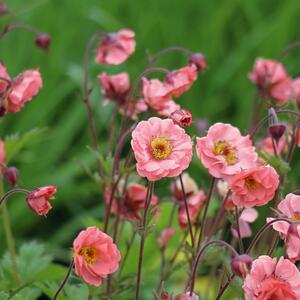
[189,53,207,73]
[268,193,300,262]
[175,292,198,300]
[131,117,193,181]
[171,109,192,128]
[228,165,279,208]
[231,208,258,238]
[35,33,51,50]
[157,227,176,249]
[0,2,9,17]
[95,29,135,65]
[73,226,121,286]
[0,63,10,94]
[217,179,229,198]
[196,123,257,179]
[249,58,292,105]
[3,166,19,186]
[259,134,287,155]
[171,173,198,202]
[178,190,206,229]
[231,254,253,277]
[194,118,209,134]
[293,78,300,110]
[119,98,148,120]
[26,185,56,216]
[243,255,300,299]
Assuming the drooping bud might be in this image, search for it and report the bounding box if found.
[171,109,192,128]
[35,33,51,50]
[268,123,286,143]
[4,166,19,186]
[231,254,253,277]
[189,53,207,72]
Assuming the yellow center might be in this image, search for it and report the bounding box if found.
[79,246,97,264]
[212,141,237,165]
[150,137,172,160]
[290,213,300,221]
[245,178,260,190]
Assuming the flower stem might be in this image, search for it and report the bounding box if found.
[135,181,154,300]
[234,206,244,253]
[0,188,30,206]
[53,260,74,300]
[179,174,195,248]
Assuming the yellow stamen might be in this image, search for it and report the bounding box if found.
[245,178,260,190]
[150,137,172,160]
[79,246,97,264]
[212,141,237,165]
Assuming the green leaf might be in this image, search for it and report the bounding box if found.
[64,283,89,300]
[0,292,9,300]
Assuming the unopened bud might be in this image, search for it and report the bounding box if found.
[35,33,51,50]
[4,166,19,186]
[171,109,192,128]
[189,53,207,72]
[231,254,252,277]
[268,123,286,143]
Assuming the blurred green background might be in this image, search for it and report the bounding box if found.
[1,0,300,299]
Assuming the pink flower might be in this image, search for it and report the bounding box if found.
[26,185,56,216]
[95,29,135,65]
[243,255,300,299]
[171,109,193,128]
[293,78,300,109]
[268,193,300,262]
[175,292,199,300]
[196,123,258,179]
[119,98,148,120]
[0,63,10,94]
[178,190,206,229]
[157,227,176,249]
[73,226,121,286]
[259,135,287,155]
[156,100,180,117]
[164,65,197,98]
[249,58,292,105]
[228,165,279,208]
[131,117,193,181]
[7,69,42,113]
[171,173,198,202]
[98,72,130,105]
[231,208,258,238]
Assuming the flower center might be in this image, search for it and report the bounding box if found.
[245,177,260,190]
[79,246,97,264]
[290,213,300,221]
[212,141,237,165]
[150,137,172,160]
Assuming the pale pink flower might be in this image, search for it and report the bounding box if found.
[178,190,206,229]
[95,29,135,65]
[175,292,199,300]
[249,58,292,105]
[231,208,258,238]
[259,135,287,155]
[26,185,56,216]
[228,165,279,208]
[7,69,42,113]
[131,117,193,181]
[156,99,180,117]
[73,226,121,286]
[171,173,198,202]
[164,65,197,98]
[0,63,10,94]
[196,123,258,179]
[98,72,130,104]
[171,109,192,128]
[243,255,300,299]
[268,193,300,262]
[217,180,229,198]
[157,227,176,249]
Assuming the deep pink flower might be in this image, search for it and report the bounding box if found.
[243,255,300,300]
[196,123,258,179]
[0,63,10,94]
[157,227,176,249]
[228,165,279,208]
[73,226,121,286]
[131,117,193,181]
[164,65,197,98]
[231,208,258,238]
[95,29,135,65]
[249,58,292,105]
[268,193,300,262]
[7,69,42,113]
[259,135,287,155]
[171,173,198,202]
[178,190,206,229]
[171,109,192,128]
[26,185,56,216]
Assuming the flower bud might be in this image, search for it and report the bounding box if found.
[189,53,207,72]
[157,227,176,249]
[0,2,9,17]
[231,254,253,277]
[171,109,192,128]
[268,123,286,143]
[4,166,19,186]
[35,33,51,50]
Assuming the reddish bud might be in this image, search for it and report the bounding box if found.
[35,33,51,50]
[4,166,19,186]
[171,109,192,128]
[268,123,286,143]
[231,254,253,277]
[189,53,207,72]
